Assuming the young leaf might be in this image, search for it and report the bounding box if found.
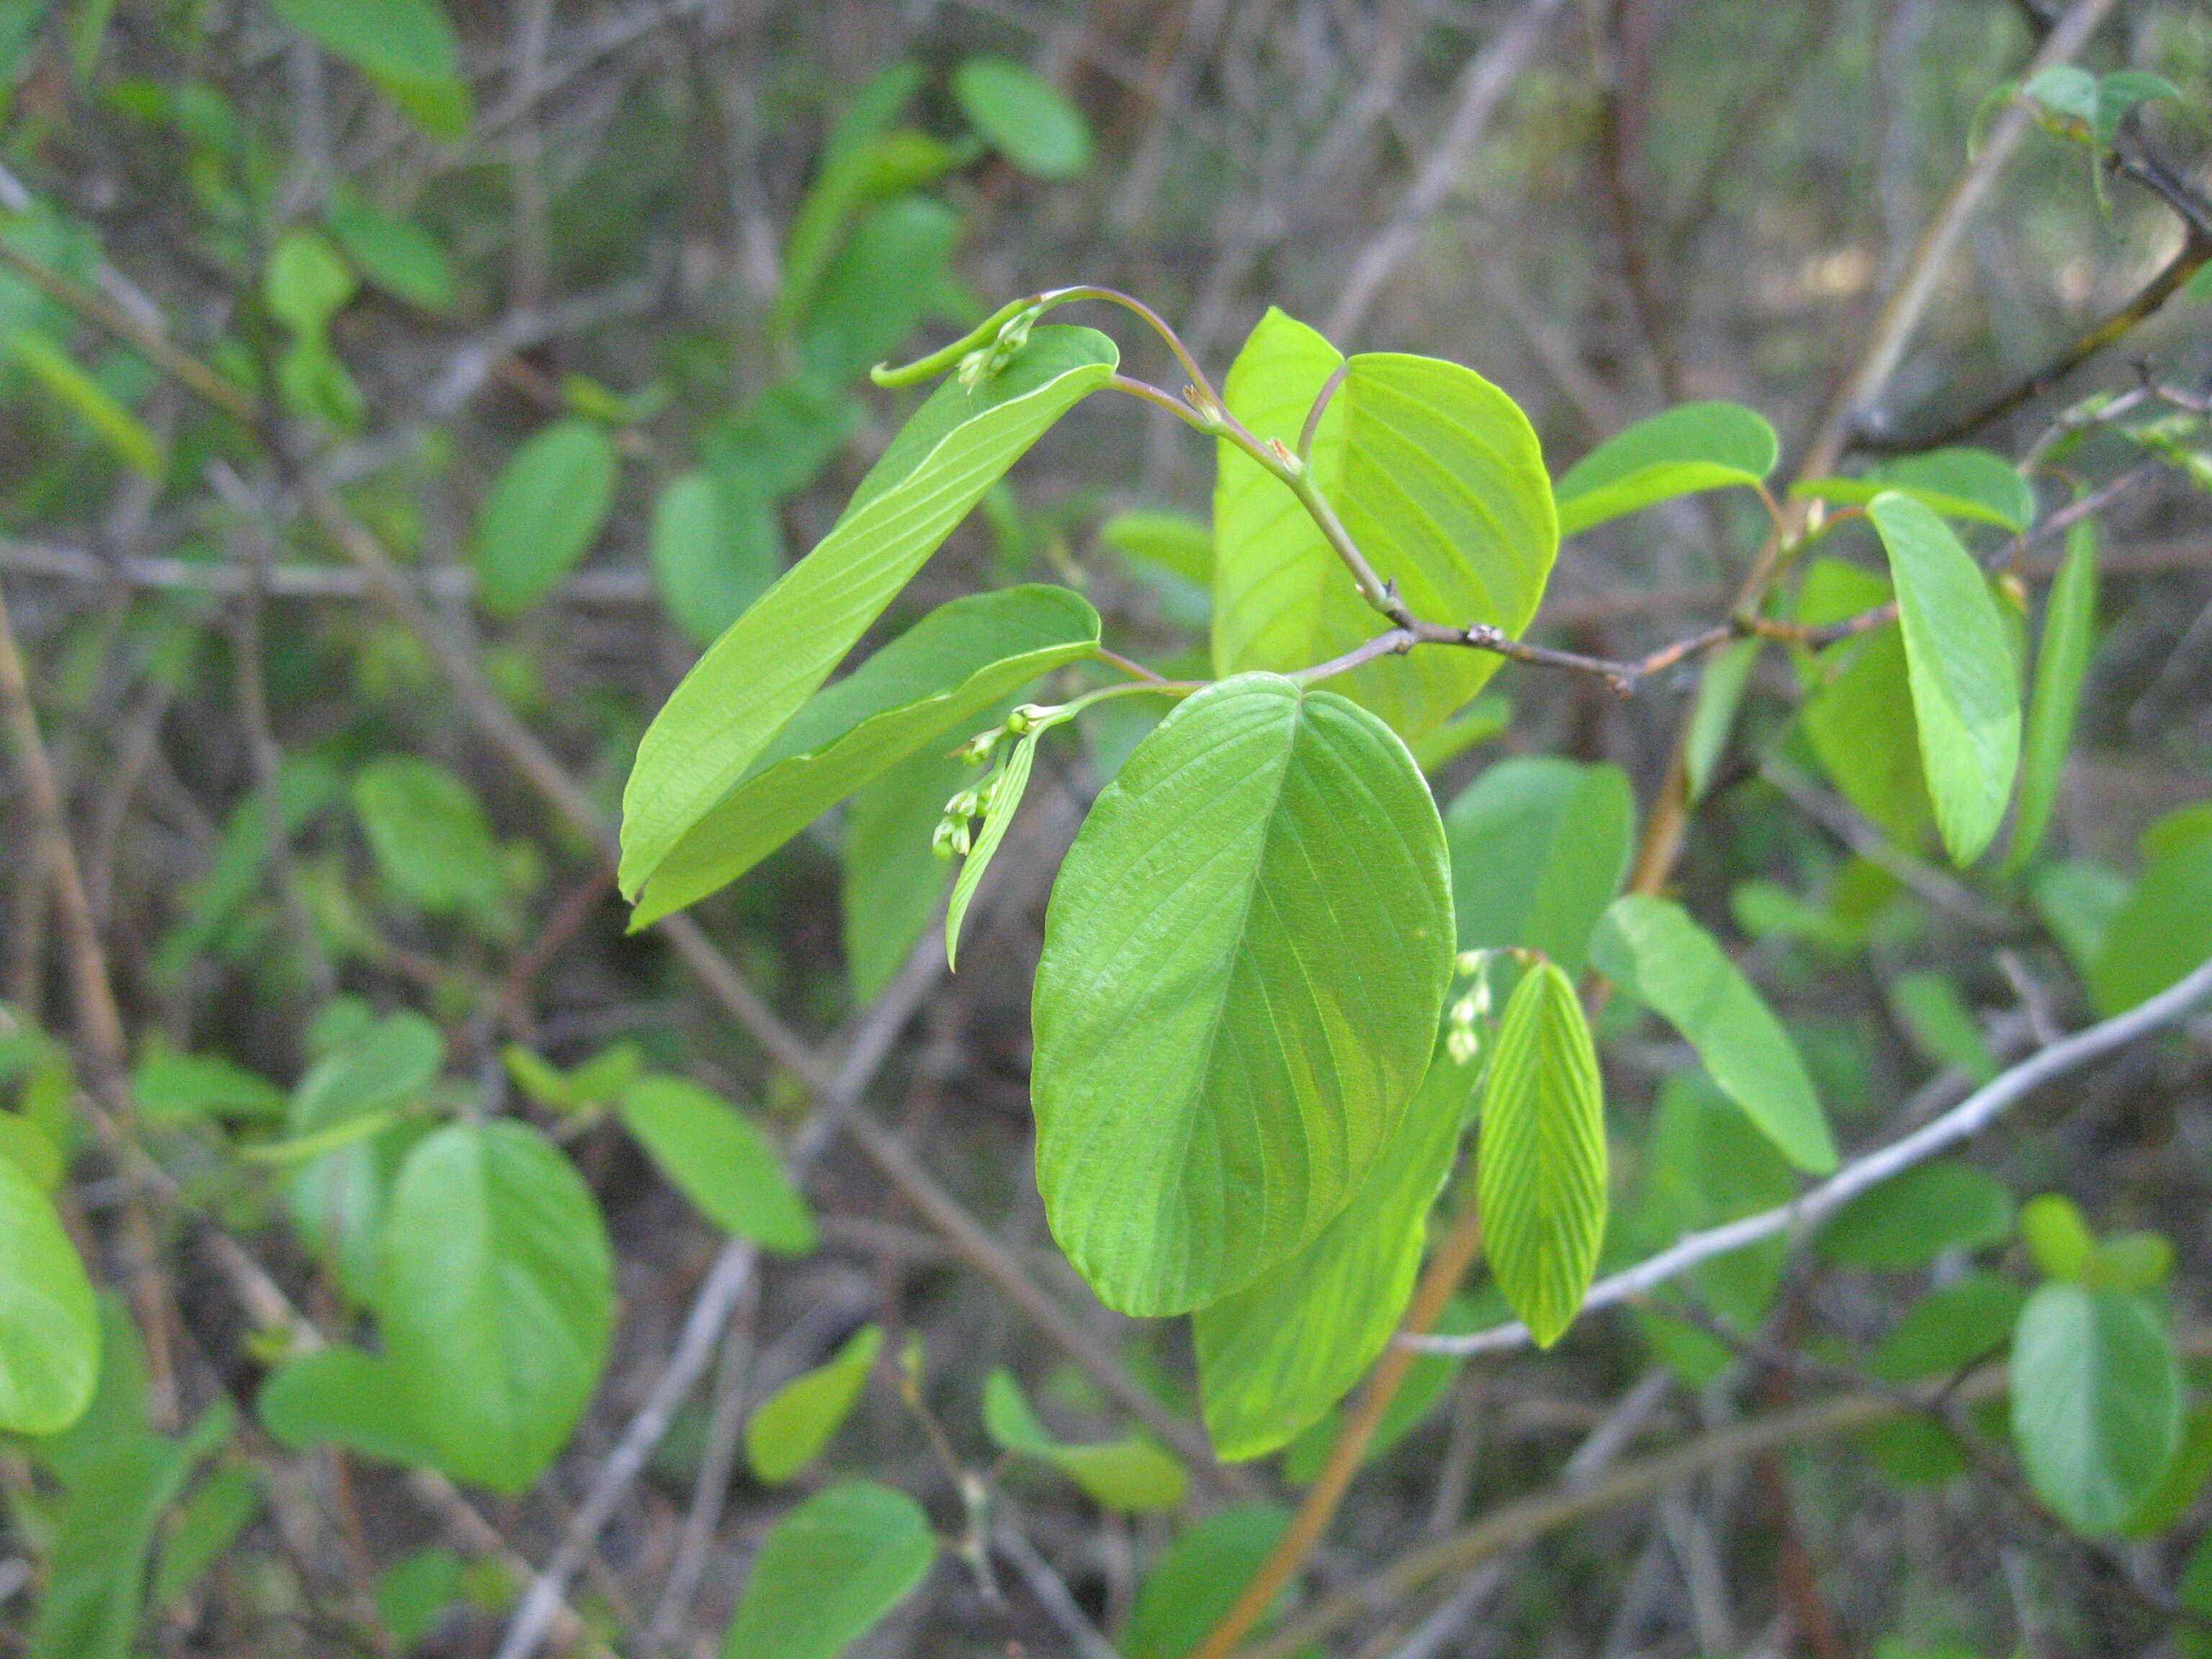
[620,325,1117,902]
[1121,1506,1293,1659]
[0,1156,100,1434]
[2022,1192,2098,1282]
[1686,637,1760,802]
[1444,756,1634,976]
[1813,1159,2013,1267]
[1593,895,1835,1172]
[1031,674,1453,1315]
[945,727,1038,970]
[1869,491,2022,866]
[617,1076,816,1253]
[1194,1036,1473,1460]
[2010,1282,2181,1534]
[746,1325,883,1484]
[982,1371,1187,1510]
[952,56,1094,180]
[842,744,968,1002]
[719,1480,935,1659]
[1210,310,1557,741]
[470,419,619,619]
[377,1121,614,1494]
[1552,401,1779,536]
[264,226,356,333]
[1477,960,1606,1349]
[2087,808,2212,1015]
[631,586,1097,925]
[2006,516,2099,871]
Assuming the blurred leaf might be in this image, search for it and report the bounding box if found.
[1478,960,1606,1348]
[1101,508,1211,583]
[264,226,356,333]
[617,1076,814,1252]
[1869,1271,2023,1382]
[1408,693,1511,772]
[2087,806,2212,1015]
[633,586,1098,926]
[746,1326,881,1485]
[0,1156,99,1434]
[327,194,455,312]
[0,1111,60,1190]
[1195,1038,1471,1460]
[470,419,619,619]
[376,1547,464,1648]
[719,1480,935,1659]
[1030,675,1452,1316]
[132,1051,285,1125]
[150,1463,259,1609]
[2032,858,2128,983]
[1815,1159,2013,1267]
[2022,1192,2098,1282]
[1686,637,1759,802]
[1122,1505,1292,1659]
[798,195,961,386]
[258,1345,443,1467]
[1552,401,1778,536]
[1444,755,1633,976]
[12,330,163,477]
[2010,1282,2180,1534]
[2007,516,2099,871]
[1870,492,2021,865]
[2121,1402,2212,1536]
[952,56,1094,180]
[269,0,467,137]
[1593,895,1834,1173]
[650,469,781,648]
[29,1426,201,1659]
[1887,969,1997,1082]
[351,756,515,930]
[619,325,1117,903]
[982,1371,1186,1509]
[713,378,862,498]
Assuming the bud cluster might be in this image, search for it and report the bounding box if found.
[1447,948,1496,1066]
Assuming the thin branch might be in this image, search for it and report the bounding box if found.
[1410,950,2212,1360]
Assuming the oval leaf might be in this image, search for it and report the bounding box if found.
[747,1324,881,1485]
[1033,673,1454,1316]
[1870,491,2023,865]
[1593,895,1835,1173]
[1444,756,1633,976]
[721,1480,935,1659]
[1795,447,2036,532]
[2010,1282,2181,1534]
[1477,960,1606,1349]
[0,1157,99,1435]
[982,1371,1186,1510]
[632,586,1097,925]
[617,1076,815,1252]
[621,325,1117,901]
[471,419,619,619]
[952,56,1094,180]
[1553,401,1779,537]
[377,1121,613,1494]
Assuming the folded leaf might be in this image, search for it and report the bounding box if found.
[1032,673,1453,1315]
[1552,401,1777,537]
[632,585,1097,924]
[1871,491,2023,865]
[621,325,1116,900]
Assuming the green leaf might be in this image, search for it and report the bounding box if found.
[132,1051,284,1124]
[1869,491,2021,865]
[1444,756,1633,976]
[1593,895,1835,1173]
[2010,1282,2180,1534]
[0,1110,60,1190]
[1796,560,1932,846]
[943,721,1038,968]
[1101,508,1212,584]
[981,1371,1187,1510]
[952,56,1094,179]
[1408,693,1511,772]
[2121,1401,2212,1536]
[747,1325,883,1484]
[1797,448,2036,532]
[620,325,1116,902]
[12,330,163,478]
[351,756,515,929]
[1477,960,1606,1348]
[470,419,619,619]
[1815,1159,2013,1267]
[327,194,455,312]
[0,1156,99,1434]
[269,0,458,86]
[798,195,961,387]
[2022,1192,2097,1282]
[1031,673,1453,1315]
[1887,969,1999,1082]
[715,378,863,498]
[616,1076,815,1253]
[375,1547,464,1648]
[840,742,967,1002]
[1552,401,1778,537]
[2007,509,2100,870]
[28,1428,202,1659]
[720,1480,935,1659]
[631,586,1098,925]
[2033,858,2128,982]
[650,470,772,648]
[377,1121,614,1493]
[1194,1037,1473,1460]
[150,1462,259,1609]
[2087,810,2212,1015]
[1686,637,1759,803]
[1210,309,1557,741]
[264,226,356,333]
[2093,70,2179,150]
[1869,1271,2023,1383]
[1121,1506,1293,1659]
[257,1344,444,1468]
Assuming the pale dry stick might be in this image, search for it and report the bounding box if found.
[1411,950,2212,1360]
[643,1279,758,1653]
[1323,0,1572,343]
[994,1519,1124,1659]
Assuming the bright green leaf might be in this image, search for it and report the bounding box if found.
[982,1371,1186,1509]
[2008,516,2100,870]
[1444,756,1633,976]
[258,1344,444,1468]
[2022,1192,2098,1282]
[747,1325,883,1485]
[1031,673,1453,1315]
[1686,637,1760,802]
[840,742,968,1003]
[1121,1505,1292,1659]
[720,1480,935,1659]
[620,325,1116,901]
[2010,1282,2180,1534]
[1797,449,2036,532]
[944,726,1037,970]
[264,227,355,333]
[1593,895,1835,1173]
[351,756,513,928]
[470,419,619,619]
[1101,508,1211,584]
[952,55,1093,179]
[0,1156,100,1434]
[1552,401,1778,537]
[1815,1159,2013,1267]
[617,1076,815,1252]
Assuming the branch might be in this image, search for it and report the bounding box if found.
[1410,950,2212,1360]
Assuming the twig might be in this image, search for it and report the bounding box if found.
[1410,950,2212,1359]
[644,1280,758,1652]
[996,1519,1124,1659]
